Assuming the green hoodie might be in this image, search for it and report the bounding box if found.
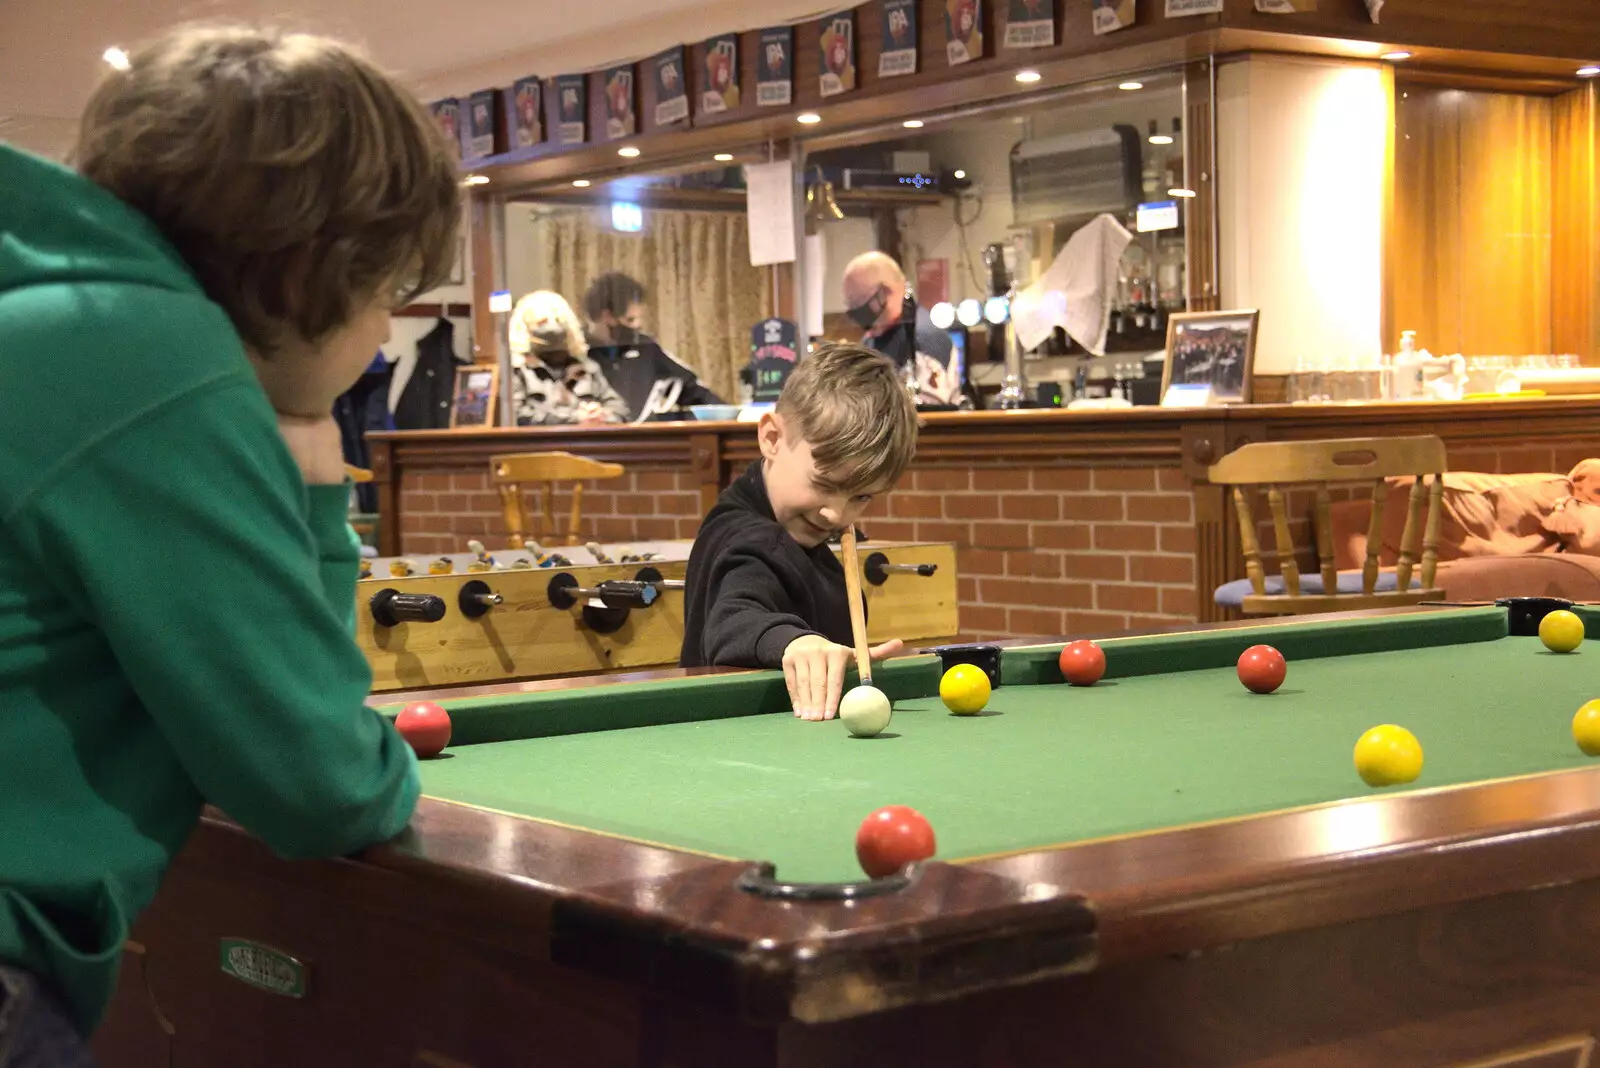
[0,144,420,1034]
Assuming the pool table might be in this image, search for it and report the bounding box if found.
[95,604,1600,1068]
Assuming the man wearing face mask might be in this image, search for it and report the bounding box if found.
[841,251,961,407]
[582,272,724,421]
[507,290,629,426]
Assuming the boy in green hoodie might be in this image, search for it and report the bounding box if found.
[0,24,461,1062]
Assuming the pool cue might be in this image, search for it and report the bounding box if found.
[839,527,874,686]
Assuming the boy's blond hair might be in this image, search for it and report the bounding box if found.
[776,343,919,492]
[72,25,461,356]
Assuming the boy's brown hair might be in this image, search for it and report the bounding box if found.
[73,25,461,355]
[776,343,919,492]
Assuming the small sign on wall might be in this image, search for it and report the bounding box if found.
[819,13,857,97]
[880,0,919,77]
[653,48,690,127]
[946,0,984,65]
[757,27,794,106]
[1256,0,1315,10]
[1005,0,1055,48]
[1092,0,1136,34]
[749,319,801,402]
[702,35,740,113]
[604,65,636,139]
[555,76,586,144]
[511,77,542,148]
[1166,0,1223,15]
[429,99,462,162]
[463,89,500,161]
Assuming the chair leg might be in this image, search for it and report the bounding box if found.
[1267,485,1300,599]
[1363,479,1389,596]
[1232,488,1267,597]
[1396,477,1428,591]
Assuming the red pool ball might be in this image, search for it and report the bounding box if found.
[1058,640,1107,686]
[856,805,937,878]
[395,701,452,758]
[1237,645,1287,695]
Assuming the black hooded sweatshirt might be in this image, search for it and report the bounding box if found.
[679,460,853,668]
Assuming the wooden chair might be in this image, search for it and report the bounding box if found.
[491,452,626,547]
[1206,436,1447,616]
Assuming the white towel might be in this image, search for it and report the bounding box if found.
[1009,213,1133,356]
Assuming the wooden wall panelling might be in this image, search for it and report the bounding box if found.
[1457,88,1553,356]
[370,439,401,557]
[1388,83,1466,354]
[1388,84,1555,358]
[1184,57,1219,313]
[1552,84,1599,365]
[468,193,498,366]
[1221,0,1600,66]
[1379,63,1397,358]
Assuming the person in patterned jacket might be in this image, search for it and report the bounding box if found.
[506,290,628,425]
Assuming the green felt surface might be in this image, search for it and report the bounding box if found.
[411,608,1600,883]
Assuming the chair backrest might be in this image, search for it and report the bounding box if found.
[1206,436,1448,614]
[490,451,626,547]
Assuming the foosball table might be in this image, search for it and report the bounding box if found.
[354,538,958,690]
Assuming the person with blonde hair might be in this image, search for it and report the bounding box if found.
[0,24,461,1056]
[507,289,628,425]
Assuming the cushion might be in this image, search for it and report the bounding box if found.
[1214,570,1422,608]
[1328,471,1572,571]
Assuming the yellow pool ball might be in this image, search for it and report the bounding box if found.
[1539,610,1585,654]
[1353,724,1423,787]
[939,664,992,716]
[1574,700,1600,756]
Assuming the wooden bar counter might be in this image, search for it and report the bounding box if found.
[369,396,1600,635]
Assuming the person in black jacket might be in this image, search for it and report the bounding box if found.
[680,344,920,720]
[582,271,724,419]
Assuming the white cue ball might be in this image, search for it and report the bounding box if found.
[840,685,893,737]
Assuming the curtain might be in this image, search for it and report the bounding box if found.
[533,207,772,402]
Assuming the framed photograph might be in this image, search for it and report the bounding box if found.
[451,365,499,428]
[1160,309,1260,406]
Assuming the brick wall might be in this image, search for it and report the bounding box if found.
[395,460,1200,642]
[398,468,704,557]
[862,465,1197,640]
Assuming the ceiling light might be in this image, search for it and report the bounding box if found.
[462,174,489,186]
[617,146,640,158]
[1579,66,1600,78]
[1380,51,1413,61]
[797,112,822,124]
[953,169,967,180]
[573,179,592,188]
[1119,81,1144,91]
[103,47,130,71]
[903,119,924,129]
[1168,187,1197,198]
[956,299,983,327]
[713,153,734,162]
[1015,70,1042,84]
[1148,119,1172,146]
[929,302,956,330]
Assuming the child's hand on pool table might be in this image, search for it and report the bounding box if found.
[782,635,905,721]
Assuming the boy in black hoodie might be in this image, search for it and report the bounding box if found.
[681,344,920,720]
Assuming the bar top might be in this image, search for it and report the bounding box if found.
[369,393,1600,444]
